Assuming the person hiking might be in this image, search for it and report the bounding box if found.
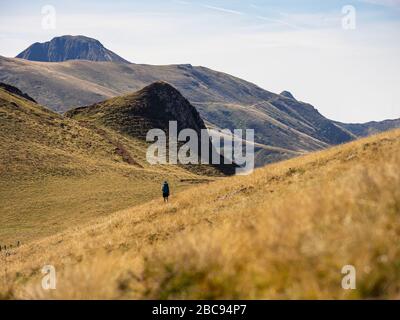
[162,181,170,203]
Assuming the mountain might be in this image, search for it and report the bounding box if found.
[66,81,208,138]
[335,119,400,137]
[0,56,355,166]
[0,83,224,243]
[65,81,237,175]
[280,90,296,100]
[16,35,129,63]
[4,124,400,299]
[2,35,400,165]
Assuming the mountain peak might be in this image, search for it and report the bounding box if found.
[66,83,236,175]
[280,91,296,100]
[66,82,205,134]
[16,35,130,63]
[139,81,175,90]
[137,81,180,96]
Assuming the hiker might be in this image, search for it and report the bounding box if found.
[162,181,170,203]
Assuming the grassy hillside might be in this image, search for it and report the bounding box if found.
[65,81,237,176]
[2,128,399,299]
[0,86,212,244]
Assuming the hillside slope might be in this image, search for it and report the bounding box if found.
[2,128,400,299]
[66,81,237,175]
[0,84,216,244]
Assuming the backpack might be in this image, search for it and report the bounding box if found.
[162,183,169,194]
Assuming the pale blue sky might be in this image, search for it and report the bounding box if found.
[1,0,399,122]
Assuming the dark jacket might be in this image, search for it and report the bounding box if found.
[162,183,170,195]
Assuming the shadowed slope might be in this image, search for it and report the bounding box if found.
[0,82,36,103]
[66,82,237,176]
[66,81,206,138]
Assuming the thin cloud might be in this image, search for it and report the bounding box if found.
[256,16,303,30]
[173,0,191,5]
[358,0,400,6]
[202,5,243,15]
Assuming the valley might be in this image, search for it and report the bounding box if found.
[0,83,219,244]
[0,34,399,301]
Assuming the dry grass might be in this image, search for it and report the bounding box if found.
[1,129,400,299]
[0,88,211,244]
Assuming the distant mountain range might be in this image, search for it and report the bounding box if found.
[2,35,399,166]
[16,35,129,63]
[335,119,400,137]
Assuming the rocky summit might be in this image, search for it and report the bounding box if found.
[15,35,130,63]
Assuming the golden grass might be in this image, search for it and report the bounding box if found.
[0,88,211,244]
[0,172,201,244]
[1,129,400,299]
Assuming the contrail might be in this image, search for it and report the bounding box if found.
[202,5,244,15]
[256,15,303,30]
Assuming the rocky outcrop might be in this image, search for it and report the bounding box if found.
[280,91,296,100]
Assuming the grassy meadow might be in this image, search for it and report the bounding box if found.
[1,128,399,299]
[0,87,212,244]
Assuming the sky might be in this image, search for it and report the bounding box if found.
[0,0,399,123]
